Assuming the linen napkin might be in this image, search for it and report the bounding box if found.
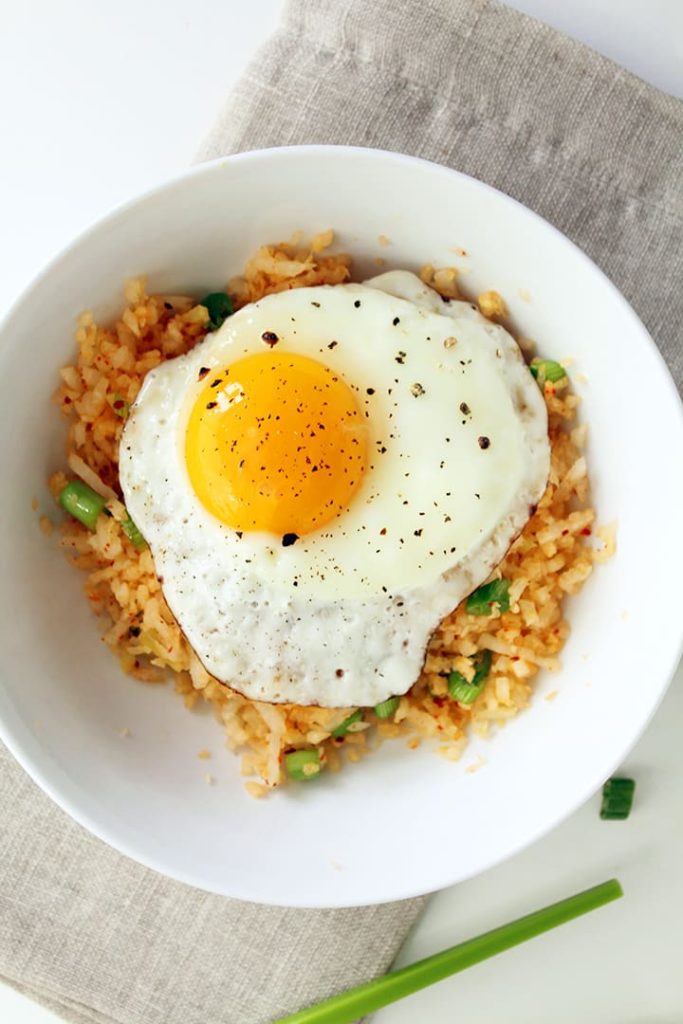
[2,3,682,1024]
[199,0,683,386]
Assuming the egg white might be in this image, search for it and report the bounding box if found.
[120,272,549,706]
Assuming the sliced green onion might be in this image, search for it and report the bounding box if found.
[600,777,635,820]
[530,358,566,384]
[58,480,106,531]
[285,748,323,781]
[466,578,511,616]
[111,393,130,419]
[200,292,234,331]
[374,696,401,719]
[331,709,363,738]
[448,649,492,705]
[121,514,147,550]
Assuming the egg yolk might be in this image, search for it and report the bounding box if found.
[186,352,369,535]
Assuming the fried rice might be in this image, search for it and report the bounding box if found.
[48,232,609,796]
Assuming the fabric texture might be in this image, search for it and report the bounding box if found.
[0,744,423,1024]
[198,0,682,388]
[2,2,681,1023]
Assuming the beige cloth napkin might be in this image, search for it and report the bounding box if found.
[199,0,683,387]
[2,3,682,1024]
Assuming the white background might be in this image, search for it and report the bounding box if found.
[1,2,682,1022]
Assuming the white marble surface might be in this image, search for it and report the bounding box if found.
[1,2,681,1021]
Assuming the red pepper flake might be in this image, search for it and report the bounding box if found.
[581,527,592,536]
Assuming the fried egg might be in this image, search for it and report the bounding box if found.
[120,271,549,706]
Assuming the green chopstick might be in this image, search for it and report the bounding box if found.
[274,879,623,1024]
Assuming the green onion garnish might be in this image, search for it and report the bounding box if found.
[58,480,106,532]
[331,709,363,738]
[466,578,511,616]
[285,749,323,781]
[600,777,635,820]
[121,514,147,550]
[447,649,492,705]
[530,358,566,384]
[374,696,400,719]
[200,292,234,331]
[272,879,623,1024]
[111,394,130,418]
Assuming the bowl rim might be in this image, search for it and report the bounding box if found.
[1,143,682,907]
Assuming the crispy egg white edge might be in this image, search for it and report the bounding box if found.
[120,274,549,707]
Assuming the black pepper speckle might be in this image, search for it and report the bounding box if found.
[282,533,299,547]
[478,436,491,449]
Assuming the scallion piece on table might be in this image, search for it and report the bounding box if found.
[600,777,635,820]
[331,709,363,738]
[447,649,492,705]
[200,292,234,331]
[466,578,511,616]
[285,749,323,781]
[374,696,400,719]
[121,515,147,550]
[58,480,106,532]
[530,358,566,383]
[272,879,623,1024]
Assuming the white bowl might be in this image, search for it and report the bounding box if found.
[1,146,681,908]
